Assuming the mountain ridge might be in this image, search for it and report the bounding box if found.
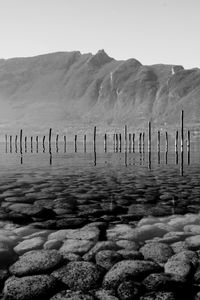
[0,49,199,135]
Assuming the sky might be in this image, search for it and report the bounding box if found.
[0,0,199,68]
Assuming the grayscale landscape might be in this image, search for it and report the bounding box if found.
[1,1,200,300]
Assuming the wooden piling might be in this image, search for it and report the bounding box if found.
[148,122,151,153]
[113,134,115,152]
[36,136,38,153]
[84,134,86,152]
[25,136,27,152]
[175,131,178,153]
[132,133,135,153]
[15,135,18,153]
[43,136,45,147]
[20,129,22,153]
[181,110,184,152]
[129,133,131,152]
[56,134,59,146]
[187,130,190,152]
[56,134,59,152]
[139,133,142,153]
[64,135,67,152]
[31,137,33,153]
[75,135,77,152]
[142,132,145,152]
[49,128,52,151]
[119,133,122,152]
[157,131,160,153]
[125,125,127,151]
[104,134,107,152]
[9,135,12,153]
[116,134,119,152]
[165,132,168,152]
[94,126,96,152]
[43,136,45,153]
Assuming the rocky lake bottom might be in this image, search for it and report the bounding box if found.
[1,148,200,299]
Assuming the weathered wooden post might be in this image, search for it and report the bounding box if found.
[43,136,45,147]
[113,133,115,152]
[175,131,178,153]
[142,132,145,152]
[148,122,151,153]
[187,130,190,152]
[75,135,77,152]
[139,133,142,153]
[165,131,168,152]
[25,136,27,153]
[5,134,7,148]
[157,131,160,153]
[20,129,22,153]
[94,126,96,153]
[9,135,12,153]
[15,135,18,153]
[132,133,135,153]
[104,134,107,152]
[56,134,59,146]
[49,128,52,152]
[56,134,59,153]
[64,135,67,152]
[116,134,119,152]
[181,110,184,153]
[125,125,127,152]
[128,133,131,152]
[84,134,86,152]
[36,136,38,153]
[31,136,33,153]
[43,136,45,153]
[119,133,122,152]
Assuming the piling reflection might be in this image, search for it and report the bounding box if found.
[165,151,168,165]
[49,146,52,165]
[180,151,184,176]
[175,151,178,165]
[148,151,151,170]
[158,151,160,165]
[187,150,190,165]
[125,150,127,167]
[94,151,96,166]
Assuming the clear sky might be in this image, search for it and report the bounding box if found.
[0,0,199,68]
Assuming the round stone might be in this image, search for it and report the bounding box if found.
[164,260,192,278]
[140,242,174,263]
[117,281,141,300]
[103,260,162,290]
[50,290,95,300]
[9,250,63,276]
[14,237,45,255]
[95,250,122,270]
[3,275,57,300]
[52,261,102,291]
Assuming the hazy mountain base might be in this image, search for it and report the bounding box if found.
[0,50,200,139]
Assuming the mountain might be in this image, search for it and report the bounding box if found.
[0,49,199,136]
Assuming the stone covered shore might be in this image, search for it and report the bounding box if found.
[2,214,200,299]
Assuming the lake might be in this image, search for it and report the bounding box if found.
[0,141,200,228]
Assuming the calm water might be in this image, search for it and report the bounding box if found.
[1,142,200,226]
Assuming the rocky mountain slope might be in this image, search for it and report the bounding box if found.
[0,50,199,135]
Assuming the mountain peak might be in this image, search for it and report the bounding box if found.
[87,49,114,67]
